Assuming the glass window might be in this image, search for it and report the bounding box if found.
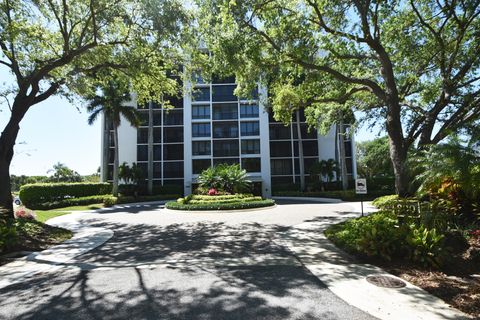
[108,148,115,163]
[270,141,292,157]
[137,162,148,179]
[153,128,161,143]
[192,87,210,101]
[192,123,211,137]
[213,139,239,157]
[212,103,238,120]
[138,111,149,126]
[271,159,293,175]
[193,159,211,174]
[212,84,237,101]
[137,145,148,161]
[293,124,317,139]
[294,141,318,157]
[240,103,259,118]
[240,87,259,100]
[153,145,161,161]
[192,141,211,156]
[164,144,183,160]
[242,158,261,172]
[269,124,291,140]
[213,158,239,166]
[213,122,238,138]
[153,111,161,126]
[163,109,183,125]
[241,139,260,154]
[212,74,235,84]
[241,121,259,136]
[192,104,210,120]
[137,128,148,144]
[153,162,162,178]
[164,127,183,142]
[164,162,184,178]
[167,95,183,109]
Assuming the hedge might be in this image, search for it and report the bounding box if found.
[166,199,275,211]
[273,190,392,201]
[32,195,114,210]
[19,182,111,209]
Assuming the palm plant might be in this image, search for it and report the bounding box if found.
[86,79,140,196]
[197,164,251,194]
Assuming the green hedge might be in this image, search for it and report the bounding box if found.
[32,195,113,210]
[19,182,111,209]
[273,190,392,201]
[166,199,275,211]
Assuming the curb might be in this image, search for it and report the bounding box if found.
[0,214,113,290]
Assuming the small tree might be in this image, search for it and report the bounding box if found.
[198,164,251,194]
[47,162,82,183]
[86,79,140,196]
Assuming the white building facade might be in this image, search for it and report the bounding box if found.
[101,76,357,198]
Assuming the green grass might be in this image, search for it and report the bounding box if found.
[34,203,104,222]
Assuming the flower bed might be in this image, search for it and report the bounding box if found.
[166,194,275,211]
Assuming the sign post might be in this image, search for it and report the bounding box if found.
[355,178,367,217]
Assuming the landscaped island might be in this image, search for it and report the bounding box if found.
[167,164,275,211]
[166,194,275,211]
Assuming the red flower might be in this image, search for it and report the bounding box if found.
[208,188,218,196]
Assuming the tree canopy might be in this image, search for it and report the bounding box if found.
[356,137,394,178]
[195,0,480,195]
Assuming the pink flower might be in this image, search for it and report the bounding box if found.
[14,207,36,220]
[208,188,218,196]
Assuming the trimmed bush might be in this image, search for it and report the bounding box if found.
[32,195,111,210]
[166,199,275,211]
[371,195,399,209]
[19,182,111,209]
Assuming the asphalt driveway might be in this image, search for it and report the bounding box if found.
[0,200,377,320]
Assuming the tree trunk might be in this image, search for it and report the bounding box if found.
[112,126,120,197]
[388,136,409,197]
[295,110,305,192]
[0,110,24,229]
[338,123,349,191]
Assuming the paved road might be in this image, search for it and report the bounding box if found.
[0,200,377,320]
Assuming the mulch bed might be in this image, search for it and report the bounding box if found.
[367,237,480,318]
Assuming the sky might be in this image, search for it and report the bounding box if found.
[0,71,382,177]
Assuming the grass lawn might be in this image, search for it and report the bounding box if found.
[35,203,104,222]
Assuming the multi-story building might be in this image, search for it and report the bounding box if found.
[100,76,357,198]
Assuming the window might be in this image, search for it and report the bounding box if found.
[153,162,162,178]
[270,141,292,157]
[240,103,259,118]
[164,127,183,142]
[137,145,148,161]
[212,103,238,120]
[213,158,239,166]
[108,149,115,163]
[167,95,183,108]
[213,140,239,157]
[137,163,148,179]
[269,124,291,140]
[293,124,317,140]
[138,111,149,126]
[137,128,148,144]
[212,84,237,101]
[212,74,235,84]
[153,111,161,126]
[192,123,211,137]
[271,159,293,175]
[164,144,183,160]
[294,141,318,157]
[153,128,161,143]
[153,145,161,161]
[193,159,211,174]
[192,104,210,119]
[163,109,183,125]
[240,121,259,136]
[241,139,260,154]
[192,141,211,156]
[242,158,261,172]
[164,162,184,178]
[193,87,210,101]
[213,122,238,138]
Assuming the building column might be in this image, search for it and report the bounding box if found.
[183,81,193,196]
[258,84,271,198]
[147,101,154,194]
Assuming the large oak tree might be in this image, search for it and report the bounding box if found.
[196,0,480,196]
[0,0,191,230]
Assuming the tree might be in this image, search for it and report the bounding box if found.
[195,0,480,197]
[47,162,82,183]
[86,78,140,196]
[356,137,394,178]
[0,1,189,227]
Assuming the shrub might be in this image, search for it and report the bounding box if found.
[166,199,275,211]
[32,195,110,210]
[406,226,446,268]
[0,210,17,252]
[197,164,251,194]
[102,196,117,207]
[19,182,111,209]
[371,195,399,209]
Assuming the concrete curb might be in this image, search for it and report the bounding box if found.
[279,218,472,320]
[273,196,343,203]
[0,213,113,290]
